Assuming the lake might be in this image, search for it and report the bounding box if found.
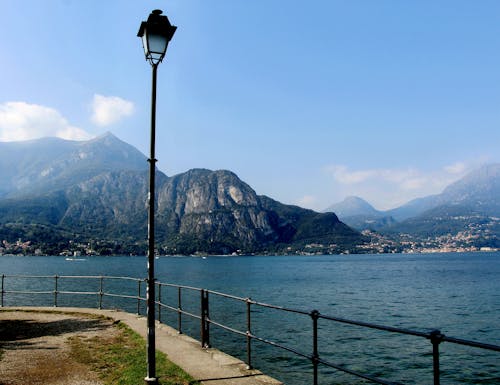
[1,252,499,384]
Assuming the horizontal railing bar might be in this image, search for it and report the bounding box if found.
[54,275,103,279]
[443,335,500,352]
[250,299,311,316]
[2,274,143,281]
[177,308,201,320]
[2,274,55,279]
[158,303,176,311]
[206,289,247,302]
[3,290,53,295]
[317,356,402,385]
[207,318,247,337]
[157,302,202,321]
[5,290,142,298]
[250,333,311,360]
[58,291,98,295]
[156,282,201,292]
[59,275,143,282]
[104,293,144,300]
[98,276,144,281]
[319,313,429,338]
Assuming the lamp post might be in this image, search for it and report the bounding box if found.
[137,9,176,385]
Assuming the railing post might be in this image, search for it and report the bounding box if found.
[137,279,142,315]
[311,310,320,385]
[246,298,253,370]
[158,283,162,323]
[54,275,59,307]
[178,286,183,334]
[1,274,4,307]
[98,276,104,310]
[430,329,444,385]
[200,289,210,348]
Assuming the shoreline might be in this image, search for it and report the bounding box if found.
[1,248,499,258]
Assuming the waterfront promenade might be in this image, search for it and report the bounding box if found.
[0,307,282,385]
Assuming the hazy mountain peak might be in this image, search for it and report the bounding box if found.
[381,163,500,221]
[442,163,500,199]
[0,133,148,198]
[324,196,380,218]
[322,163,500,227]
[436,163,500,215]
[86,131,120,144]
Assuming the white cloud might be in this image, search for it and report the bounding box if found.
[296,195,317,208]
[0,101,92,141]
[323,164,472,210]
[325,165,423,188]
[325,165,377,184]
[91,94,134,126]
[444,161,466,174]
[400,177,427,190]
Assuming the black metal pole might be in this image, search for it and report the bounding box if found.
[54,275,58,307]
[1,274,4,307]
[137,280,142,315]
[178,286,183,334]
[311,310,320,385]
[145,62,158,385]
[158,283,162,323]
[246,298,253,369]
[430,330,443,385]
[99,276,104,310]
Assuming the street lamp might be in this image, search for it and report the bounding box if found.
[137,9,176,385]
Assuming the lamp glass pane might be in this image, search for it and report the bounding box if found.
[141,34,149,57]
[147,33,168,57]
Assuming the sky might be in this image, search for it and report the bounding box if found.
[1,1,499,211]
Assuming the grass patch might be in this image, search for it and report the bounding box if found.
[68,321,198,385]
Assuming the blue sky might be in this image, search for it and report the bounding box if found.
[1,1,499,211]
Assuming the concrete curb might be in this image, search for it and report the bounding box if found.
[2,307,283,385]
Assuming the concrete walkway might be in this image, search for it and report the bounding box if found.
[3,307,283,385]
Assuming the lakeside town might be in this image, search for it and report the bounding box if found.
[2,225,498,257]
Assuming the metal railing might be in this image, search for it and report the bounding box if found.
[1,274,499,385]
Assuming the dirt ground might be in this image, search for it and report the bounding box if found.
[0,310,117,385]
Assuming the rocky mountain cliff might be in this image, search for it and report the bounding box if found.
[0,134,363,255]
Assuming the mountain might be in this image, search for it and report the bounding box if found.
[0,134,364,255]
[385,195,441,222]
[324,196,396,231]
[0,132,147,199]
[389,203,499,241]
[324,196,381,218]
[324,164,499,246]
[385,164,500,221]
[439,163,500,215]
[383,164,500,241]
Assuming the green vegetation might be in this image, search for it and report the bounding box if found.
[68,321,198,385]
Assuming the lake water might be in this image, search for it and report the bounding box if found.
[1,252,499,384]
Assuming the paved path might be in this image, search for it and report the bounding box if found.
[2,307,283,385]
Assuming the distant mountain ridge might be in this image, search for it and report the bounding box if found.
[0,134,363,255]
[324,196,381,218]
[0,132,147,199]
[324,196,396,231]
[2,133,497,254]
[324,164,500,238]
